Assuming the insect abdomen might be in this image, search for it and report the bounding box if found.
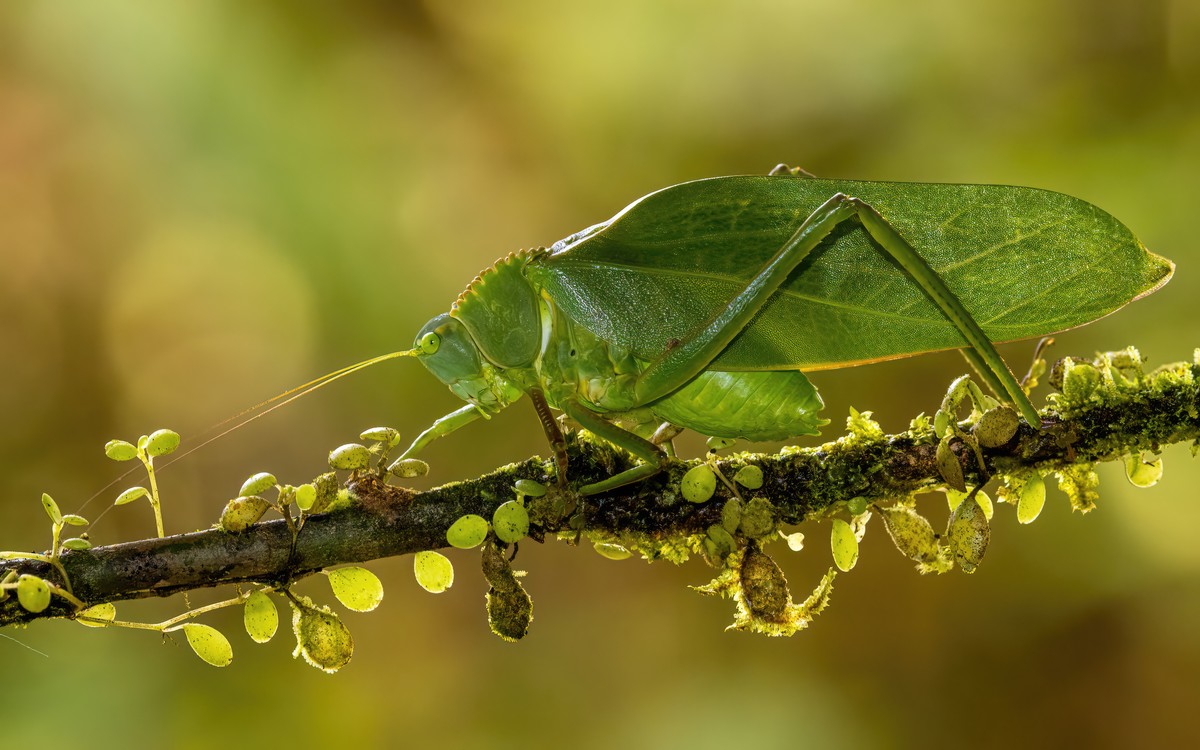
[649,369,828,441]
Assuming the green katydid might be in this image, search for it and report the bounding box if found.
[235,167,1167,497]
[395,167,1172,495]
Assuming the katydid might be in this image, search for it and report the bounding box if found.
[400,169,1172,495]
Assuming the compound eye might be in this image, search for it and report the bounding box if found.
[418,332,440,356]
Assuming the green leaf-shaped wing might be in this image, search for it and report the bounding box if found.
[529,176,1173,370]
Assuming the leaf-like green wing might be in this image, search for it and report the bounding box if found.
[528,176,1173,370]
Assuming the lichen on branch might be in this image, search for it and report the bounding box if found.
[1,348,1197,648]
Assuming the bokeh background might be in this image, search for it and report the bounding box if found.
[2,1,1198,747]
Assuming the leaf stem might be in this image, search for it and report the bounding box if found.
[144,457,165,538]
[96,594,250,633]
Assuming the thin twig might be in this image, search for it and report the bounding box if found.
[1,353,1196,628]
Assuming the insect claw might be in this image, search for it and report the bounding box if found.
[767,163,818,178]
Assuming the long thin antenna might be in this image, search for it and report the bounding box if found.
[0,631,50,658]
[73,349,417,518]
[159,349,418,469]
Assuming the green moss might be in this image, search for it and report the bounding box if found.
[878,505,939,567]
[481,542,533,642]
[1054,464,1100,513]
[582,529,698,565]
[694,547,836,636]
[846,407,884,440]
[738,497,776,539]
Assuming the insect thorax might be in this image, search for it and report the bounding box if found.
[451,250,544,369]
[531,296,647,418]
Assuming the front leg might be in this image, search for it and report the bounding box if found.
[399,404,486,461]
[528,388,569,488]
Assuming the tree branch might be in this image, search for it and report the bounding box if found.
[3,351,1197,628]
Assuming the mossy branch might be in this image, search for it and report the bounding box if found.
[2,351,1197,629]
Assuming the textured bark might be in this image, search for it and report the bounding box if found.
[2,356,1197,628]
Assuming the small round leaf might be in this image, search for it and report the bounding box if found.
[947,490,990,573]
[975,490,994,521]
[936,439,966,492]
[310,473,339,514]
[681,465,717,503]
[294,483,317,511]
[104,439,138,462]
[75,602,116,628]
[219,496,270,533]
[61,514,89,527]
[327,567,384,612]
[243,591,279,643]
[592,542,631,560]
[114,486,149,506]
[1124,453,1163,488]
[705,524,736,561]
[1017,475,1047,524]
[847,496,868,516]
[946,488,994,520]
[974,406,1019,448]
[513,479,547,497]
[291,600,353,673]
[41,493,62,525]
[492,501,530,544]
[706,436,736,451]
[413,551,454,593]
[733,465,764,490]
[328,443,370,471]
[388,458,429,478]
[145,429,181,458]
[720,496,739,532]
[179,623,233,667]
[830,519,859,572]
[360,427,400,447]
[878,506,938,564]
[239,472,277,497]
[933,410,951,439]
[446,514,489,549]
[17,575,51,613]
[721,498,743,533]
[61,538,92,551]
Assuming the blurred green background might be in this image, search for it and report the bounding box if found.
[2,1,1198,747]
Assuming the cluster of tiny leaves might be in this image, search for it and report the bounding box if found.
[0,493,92,616]
[174,424,407,670]
[427,479,541,597]
[107,428,180,538]
[3,428,398,671]
[420,479,542,639]
[668,349,1173,634]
